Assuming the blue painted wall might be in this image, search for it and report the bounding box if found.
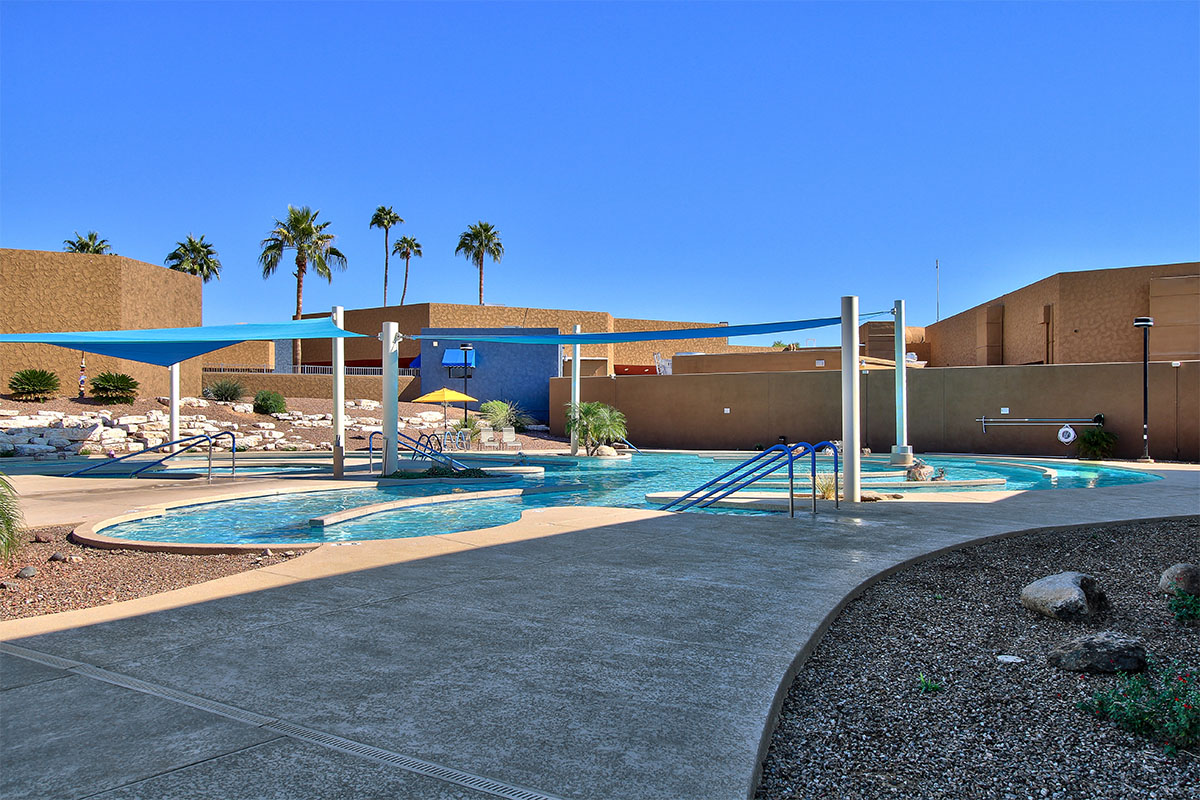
[419,328,559,422]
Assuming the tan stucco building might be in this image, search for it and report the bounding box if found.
[0,249,203,397]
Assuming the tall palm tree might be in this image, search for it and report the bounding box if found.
[63,231,113,254]
[259,205,348,366]
[164,234,222,282]
[391,236,422,305]
[369,205,403,306]
[455,221,503,305]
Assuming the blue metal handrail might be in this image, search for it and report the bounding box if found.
[618,437,643,454]
[64,431,237,483]
[130,431,237,479]
[368,430,470,473]
[661,440,841,515]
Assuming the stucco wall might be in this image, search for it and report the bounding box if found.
[200,340,275,370]
[420,328,559,421]
[550,361,1198,461]
[201,371,419,402]
[671,349,898,374]
[926,262,1199,367]
[0,248,202,397]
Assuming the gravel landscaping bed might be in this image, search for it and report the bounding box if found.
[757,516,1199,800]
[0,525,299,620]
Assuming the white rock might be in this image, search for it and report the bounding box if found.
[254,422,276,429]
[0,409,18,417]
[116,415,149,426]
[15,443,56,456]
[996,655,1025,664]
[231,403,253,414]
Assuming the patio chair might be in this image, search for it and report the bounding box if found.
[480,429,500,449]
[500,427,520,450]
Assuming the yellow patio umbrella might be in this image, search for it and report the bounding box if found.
[412,387,477,432]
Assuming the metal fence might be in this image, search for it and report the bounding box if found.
[201,364,416,377]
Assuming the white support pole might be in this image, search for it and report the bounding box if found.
[332,306,346,478]
[570,323,581,456]
[168,362,180,452]
[890,299,914,466]
[381,321,400,476]
[841,296,861,503]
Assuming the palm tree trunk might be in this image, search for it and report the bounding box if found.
[400,255,410,305]
[383,229,390,307]
[293,254,305,368]
[477,255,484,305]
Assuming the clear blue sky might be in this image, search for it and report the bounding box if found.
[2,1,1196,346]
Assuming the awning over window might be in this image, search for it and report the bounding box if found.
[441,349,477,368]
[0,317,365,367]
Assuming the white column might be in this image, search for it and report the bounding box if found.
[332,306,346,478]
[168,362,180,451]
[889,299,914,466]
[381,321,400,475]
[570,323,581,456]
[841,296,861,502]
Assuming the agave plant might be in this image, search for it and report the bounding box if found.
[0,472,23,565]
[90,372,139,404]
[564,401,627,456]
[8,368,60,401]
[206,378,244,402]
[479,399,534,432]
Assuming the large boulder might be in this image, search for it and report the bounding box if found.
[594,445,619,457]
[1047,631,1146,673]
[1020,571,1107,621]
[1159,563,1200,596]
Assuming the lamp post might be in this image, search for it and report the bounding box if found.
[459,343,473,422]
[1133,317,1153,462]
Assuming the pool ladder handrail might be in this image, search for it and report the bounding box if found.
[64,431,237,483]
[660,440,839,516]
[368,430,469,474]
[618,437,643,454]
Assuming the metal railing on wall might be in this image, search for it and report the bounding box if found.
[202,365,417,377]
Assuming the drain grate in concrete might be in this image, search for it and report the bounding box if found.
[0,642,83,671]
[265,720,564,800]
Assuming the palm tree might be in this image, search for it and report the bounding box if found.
[369,206,403,306]
[391,236,422,305]
[455,221,503,305]
[0,472,23,565]
[259,205,348,366]
[164,234,222,282]
[63,231,113,254]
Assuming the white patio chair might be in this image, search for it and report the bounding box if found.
[501,427,520,449]
[480,429,500,449]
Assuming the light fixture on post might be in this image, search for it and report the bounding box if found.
[1133,317,1154,462]
[457,343,474,422]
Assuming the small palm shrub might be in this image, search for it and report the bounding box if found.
[479,399,534,431]
[452,416,482,444]
[207,378,245,402]
[8,368,60,401]
[1077,427,1118,460]
[90,372,139,404]
[0,472,23,564]
[253,390,287,415]
[564,401,628,456]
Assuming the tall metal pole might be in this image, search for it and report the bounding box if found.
[935,259,940,322]
[890,299,913,466]
[331,306,346,478]
[381,321,400,475]
[168,362,180,452]
[570,323,581,456]
[841,296,861,503]
[1141,325,1150,462]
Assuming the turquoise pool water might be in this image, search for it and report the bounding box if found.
[99,453,1161,546]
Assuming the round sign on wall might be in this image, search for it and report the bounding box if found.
[1057,425,1077,445]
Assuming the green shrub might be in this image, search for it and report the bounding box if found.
[90,372,139,404]
[1078,660,1200,754]
[207,378,245,402]
[1077,427,1118,460]
[0,472,22,565]
[452,416,482,444]
[479,399,535,432]
[253,390,287,415]
[1168,585,1200,623]
[8,368,60,401]
[564,401,627,456]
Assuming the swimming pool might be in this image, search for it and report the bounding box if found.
[97,453,1160,546]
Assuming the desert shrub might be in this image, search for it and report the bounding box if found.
[814,472,839,500]
[0,472,22,564]
[479,399,534,432]
[207,378,245,402]
[1077,427,1118,460]
[8,368,60,401]
[386,466,490,479]
[90,372,139,404]
[452,416,482,444]
[1168,584,1200,623]
[253,390,287,415]
[1079,660,1200,755]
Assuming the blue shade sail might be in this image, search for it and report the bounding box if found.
[0,317,365,367]
[403,314,888,345]
[441,349,477,367]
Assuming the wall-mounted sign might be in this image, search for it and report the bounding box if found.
[1057,425,1077,445]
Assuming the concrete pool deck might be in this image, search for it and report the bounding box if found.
[2,464,1198,799]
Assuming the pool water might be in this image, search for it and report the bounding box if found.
[100,453,1160,546]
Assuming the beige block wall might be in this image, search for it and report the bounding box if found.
[0,249,202,396]
[672,349,897,374]
[200,340,275,370]
[201,372,421,402]
[550,361,1198,461]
